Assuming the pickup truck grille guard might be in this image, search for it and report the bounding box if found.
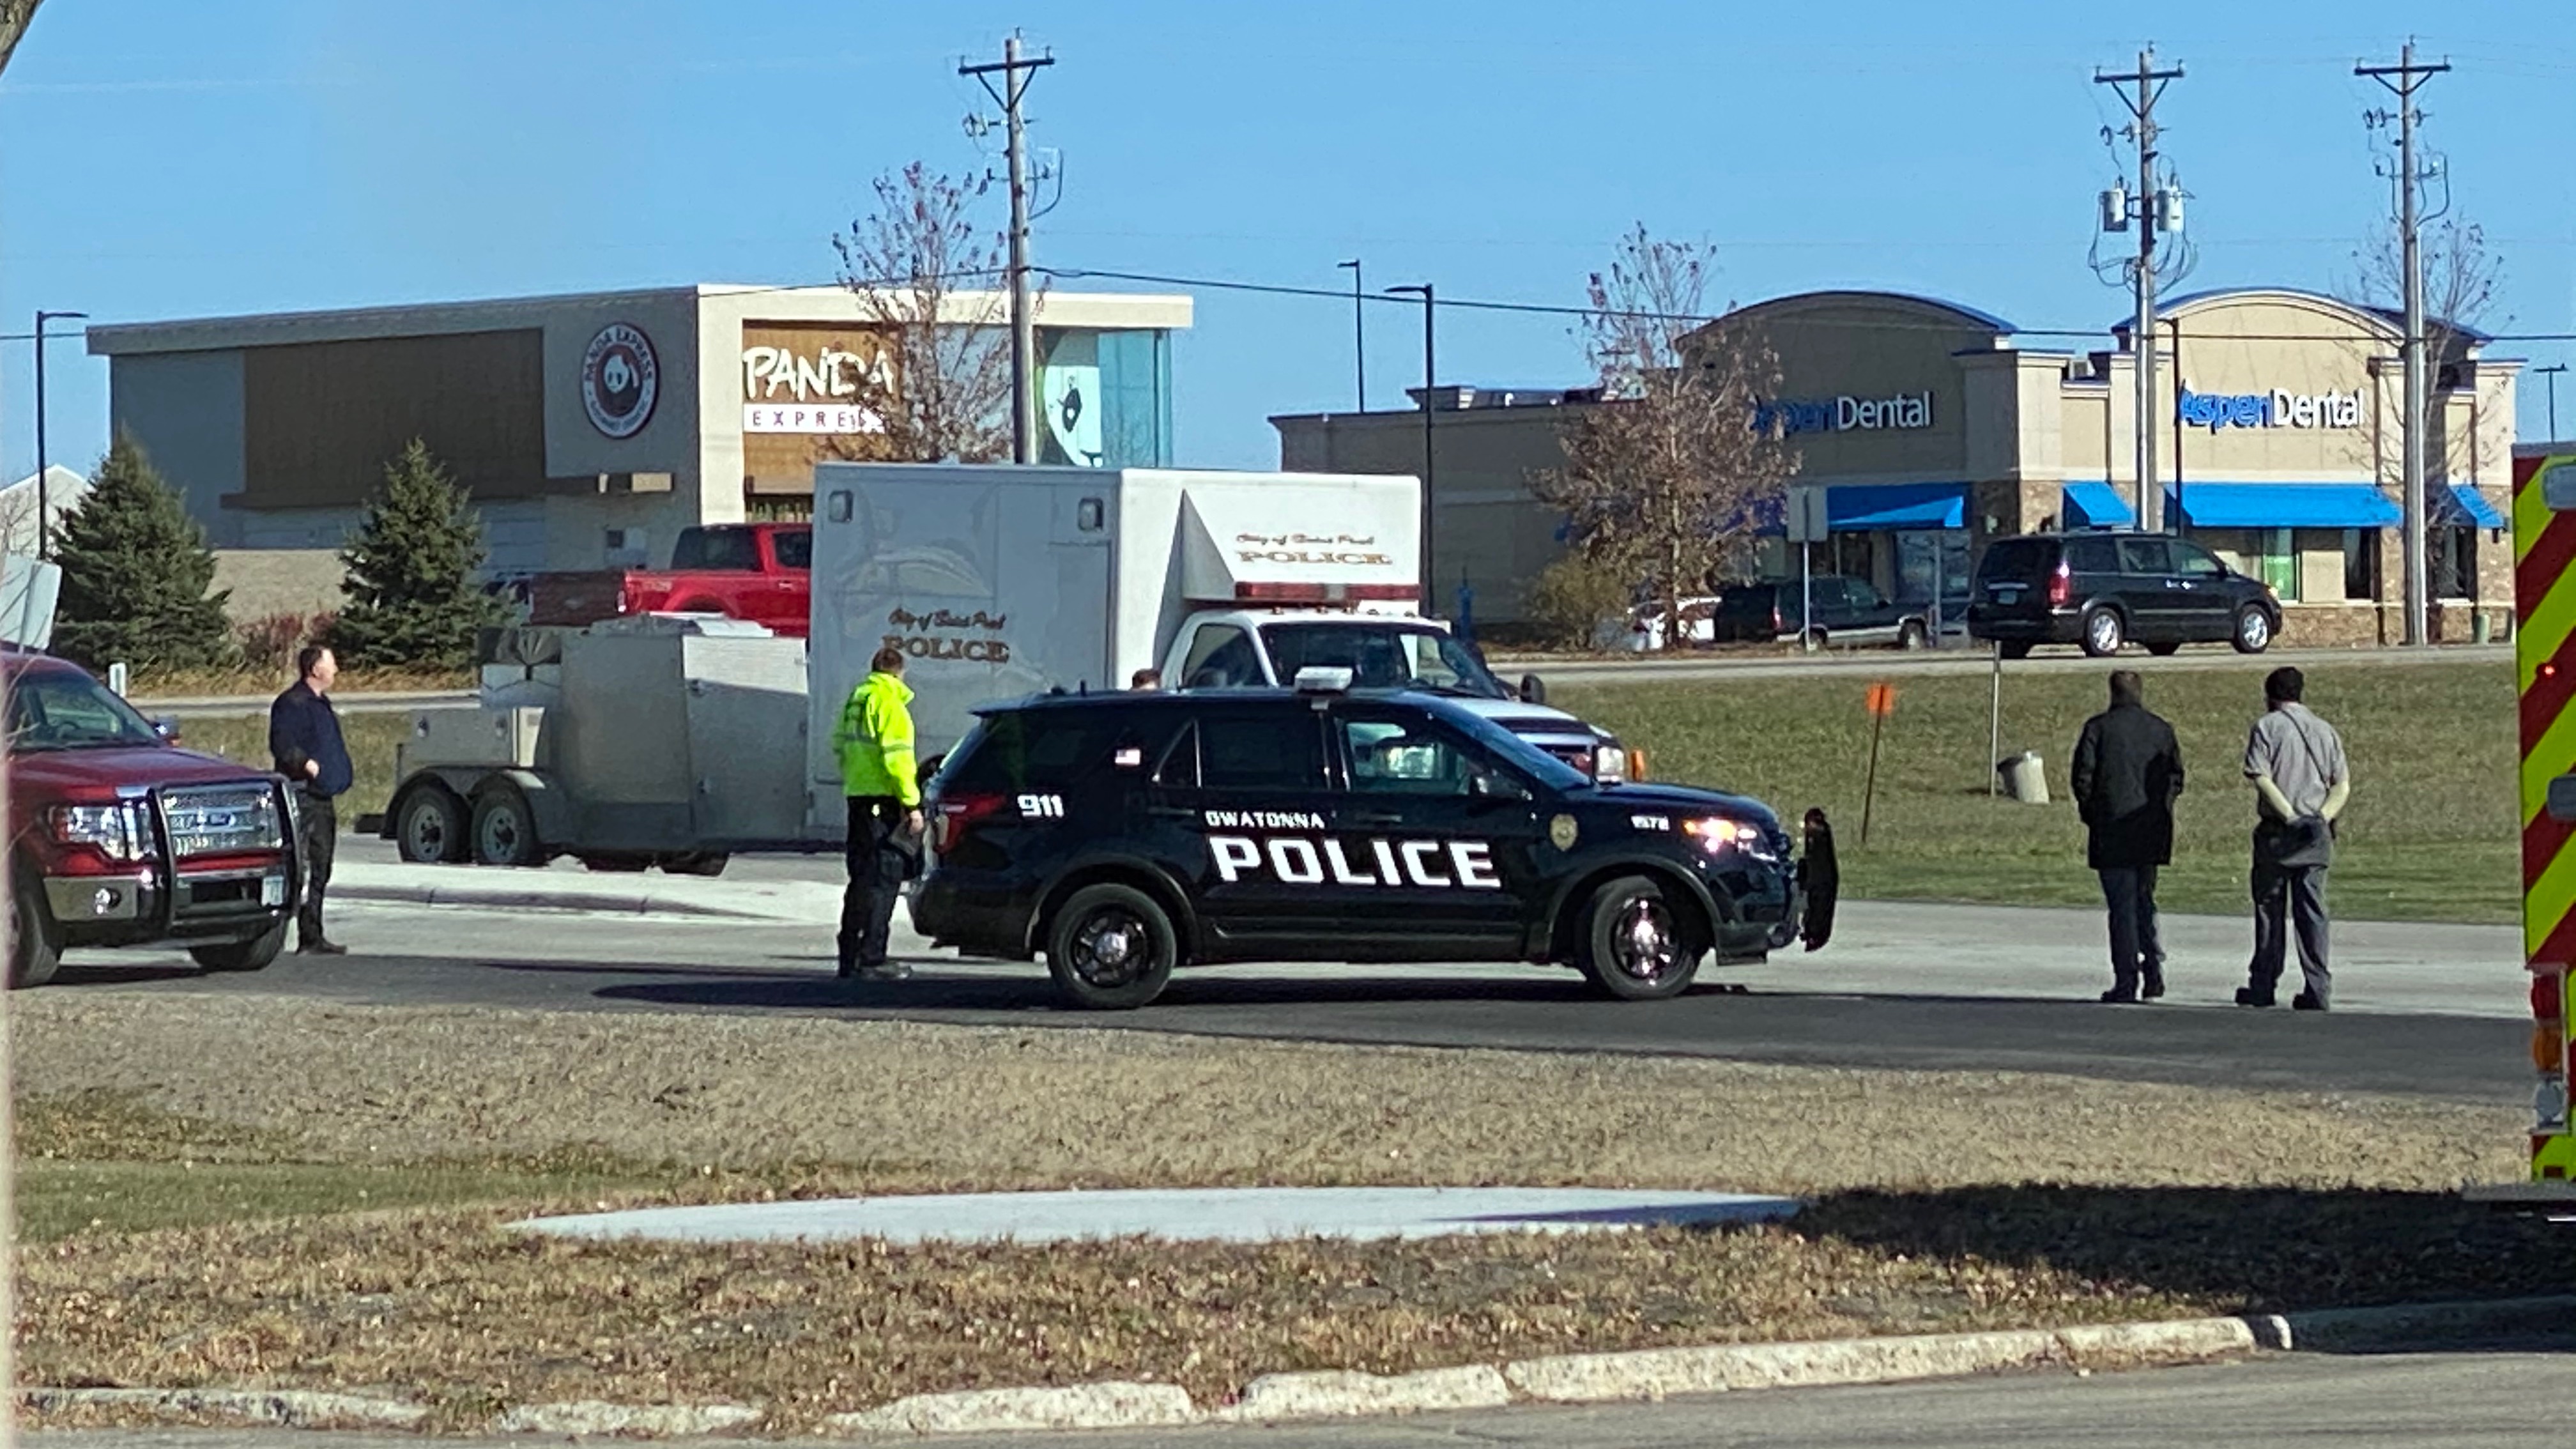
[137,781,296,929]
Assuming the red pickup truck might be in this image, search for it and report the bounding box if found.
[527,523,811,636]
[6,652,300,986]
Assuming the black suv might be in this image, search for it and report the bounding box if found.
[1967,532,2280,658]
[912,682,1834,1009]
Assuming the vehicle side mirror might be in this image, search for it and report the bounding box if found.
[1469,772,1530,802]
[1518,673,1547,706]
[151,716,180,743]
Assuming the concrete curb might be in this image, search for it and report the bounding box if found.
[334,881,773,920]
[494,1400,765,1436]
[24,1294,2571,1438]
[16,1387,429,1429]
[826,1383,1197,1436]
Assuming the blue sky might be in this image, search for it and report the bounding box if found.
[3,0,2572,483]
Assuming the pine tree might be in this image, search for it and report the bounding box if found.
[51,433,234,673]
[330,439,506,669]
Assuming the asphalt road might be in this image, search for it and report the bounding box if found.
[68,896,2524,1102]
[28,1344,2576,1449]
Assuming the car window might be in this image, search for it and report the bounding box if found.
[1844,578,1887,610]
[2064,537,2119,574]
[2118,538,2172,574]
[1261,623,1505,697]
[1199,711,1326,790]
[770,528,812,570]
[1180,625,1262,689]
[671,528,760,571]
[1341,719,1478,797]
[6,670,164,753]
[935,711,1133,793]
[2172,541,2225,578]
[1977,539,2055,585]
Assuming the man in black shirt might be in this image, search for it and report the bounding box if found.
[269,645,352,954]
[2069,670,2185,1003]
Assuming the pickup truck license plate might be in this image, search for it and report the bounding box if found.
[261,875,286,907]
[1992,586,2023,602]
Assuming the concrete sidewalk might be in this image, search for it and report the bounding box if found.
[332,859,844,921]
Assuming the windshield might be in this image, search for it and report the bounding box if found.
[1438,705,1593,792]
[6,669,165,753]
[1260,622,1508,698]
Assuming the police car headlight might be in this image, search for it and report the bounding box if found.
[1594,745,1629,781]
[1683,816,1767,857]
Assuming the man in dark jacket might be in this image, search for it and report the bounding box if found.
[2069,669,2184,1003]
[268,644,351,955]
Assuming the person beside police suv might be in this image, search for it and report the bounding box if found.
[833,645,923,981]
[2238,666,2349,1012]
[2069,670,2183,1004]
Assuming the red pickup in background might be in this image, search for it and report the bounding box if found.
[527,523,811,636]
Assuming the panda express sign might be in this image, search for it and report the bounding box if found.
[740,324,892,435]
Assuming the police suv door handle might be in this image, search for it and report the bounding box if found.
[1346,809,1407,827]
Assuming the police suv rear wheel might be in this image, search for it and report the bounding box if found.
[1578,875,1701,1001]
[1046,884,1177,1010]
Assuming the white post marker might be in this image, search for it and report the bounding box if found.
[1988,639,2004,798]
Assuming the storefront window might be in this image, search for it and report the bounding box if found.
[1896,530,1970,620]
[1037,328,1172,468]
[2434,526,2477,601]
[2342,528,2379,601]
[2258,528,2299,602]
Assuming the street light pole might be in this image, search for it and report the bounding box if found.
[33,309,88,560]
[2540,364,2568,442]
[1337,259,1365,413]
[1385,284,1435,601]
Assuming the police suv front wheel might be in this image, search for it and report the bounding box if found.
[1577,875,1703,1001]
[1045,884,1177,1010]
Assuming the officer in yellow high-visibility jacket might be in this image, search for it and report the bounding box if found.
[833,645,922,981]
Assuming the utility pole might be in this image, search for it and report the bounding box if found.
[1337,259,1365,411]
[961,34,1054,465]
[1386,284,1436,597]
[2361,40,2448,647]
[2540,363,2568,441]
[2096,48,2184,534]
[32,309,86,560]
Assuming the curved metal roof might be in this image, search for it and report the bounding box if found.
[1726,289,2016,334]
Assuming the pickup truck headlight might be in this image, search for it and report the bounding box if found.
[49,802,143,862]
[1594,744,1630,781]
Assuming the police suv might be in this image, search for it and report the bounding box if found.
[912,670,1835,1009]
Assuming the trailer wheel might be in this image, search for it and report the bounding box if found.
[394,785,471,864]
[471,785,544,867]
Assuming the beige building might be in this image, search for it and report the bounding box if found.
[89,285,1190,578]
[1274,287,2515,645]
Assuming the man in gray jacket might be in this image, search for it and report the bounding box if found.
[2237,666,2350,1012]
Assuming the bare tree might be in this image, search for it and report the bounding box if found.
[0,0,44,78]
[827,163,1016,464]
[1532,226,1793,650]
[2350,216,2505,376]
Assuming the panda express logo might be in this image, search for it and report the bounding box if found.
[581,323,659,439]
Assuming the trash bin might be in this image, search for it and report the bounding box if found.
[1998,751,2050,805]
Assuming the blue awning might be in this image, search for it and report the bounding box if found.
[2437,484,2505,528]
[2167,482,2402,529]
[2061,481,2134,528]
[1828,482,1966,530]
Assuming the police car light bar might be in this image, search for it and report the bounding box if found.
[1235,583,1420,604]
[1292,666,1356,694]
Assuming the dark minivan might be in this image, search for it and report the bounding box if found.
[1967,532,2280,658]
[1712,576,1931,649]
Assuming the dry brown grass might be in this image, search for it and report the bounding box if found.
[13,992,2562,1429]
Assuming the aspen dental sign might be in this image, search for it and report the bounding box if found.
[2178,386,2363,433]
[1752,390,1933,437]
